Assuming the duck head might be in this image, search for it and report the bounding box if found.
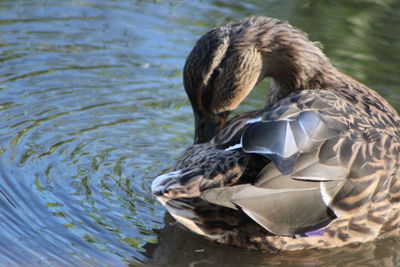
[183,16,334,144]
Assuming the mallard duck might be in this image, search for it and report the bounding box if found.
[151,16,400,251]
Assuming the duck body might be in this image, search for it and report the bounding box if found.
[152,16,400,250]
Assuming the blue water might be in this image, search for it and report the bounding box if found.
[1,0,400,266]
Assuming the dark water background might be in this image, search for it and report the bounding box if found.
[1,0,400,266]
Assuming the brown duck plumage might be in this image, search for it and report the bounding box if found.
[152,16,400,251]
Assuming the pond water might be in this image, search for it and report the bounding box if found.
[1,0,400,266]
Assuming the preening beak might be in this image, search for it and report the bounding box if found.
[193,111,229,144]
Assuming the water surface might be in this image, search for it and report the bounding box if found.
[1,0,400,266]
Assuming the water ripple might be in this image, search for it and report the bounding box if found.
[1,65,125,83]
[0,0,400,266]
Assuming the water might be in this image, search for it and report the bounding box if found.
[1,0,400,266]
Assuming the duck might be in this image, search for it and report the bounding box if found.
[151,16,400,251]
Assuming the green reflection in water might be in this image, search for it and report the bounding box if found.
[0,0,399,266]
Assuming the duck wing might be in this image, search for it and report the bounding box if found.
[203,90,396,235]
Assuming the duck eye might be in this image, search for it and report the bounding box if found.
[213,68,222,78]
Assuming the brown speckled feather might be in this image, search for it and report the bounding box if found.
[152,16,400,251]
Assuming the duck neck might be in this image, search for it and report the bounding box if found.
[266,61,338,106]
[256,27,339,106]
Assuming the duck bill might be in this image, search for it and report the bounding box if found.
[193,112,229,144]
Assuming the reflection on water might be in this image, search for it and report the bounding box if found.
[144,214,400,267]
[0,0,399,266]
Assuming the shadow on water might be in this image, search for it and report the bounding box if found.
[0,0,400,266]
[144,214,400,266]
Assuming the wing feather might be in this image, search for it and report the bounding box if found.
[202,90,392,236]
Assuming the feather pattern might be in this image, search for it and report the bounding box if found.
[152,16,400,251]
